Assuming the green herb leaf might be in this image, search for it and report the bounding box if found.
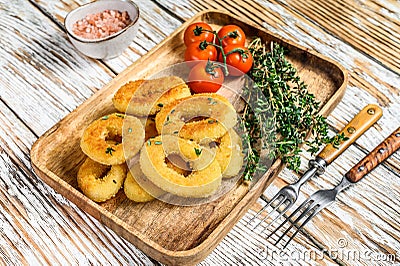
[194,148,202,156]
[105,147,115,155]
[208,97,217,105]
[242,38,347,180]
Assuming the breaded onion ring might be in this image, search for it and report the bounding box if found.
[125,161,165,201]
[204,129,244,178]
[124,169,154,203]
[112,76,191,116]
[138,116,158,140]
[139,135,222,198]
[155,93,237,142]
[77,157,127,202]
[80,113,144,165]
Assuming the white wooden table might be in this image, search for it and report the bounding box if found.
[0,0,399,265]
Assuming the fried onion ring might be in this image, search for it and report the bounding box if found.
[80,113,144,165]
[155,93,237,142]
[77,157,127,202]
[203,129,244,178]
[138,116,158,140]
[139,135,222,198]
[124,168,154,203]
[112,76,191,116]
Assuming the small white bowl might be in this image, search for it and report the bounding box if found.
[64,0,140,59]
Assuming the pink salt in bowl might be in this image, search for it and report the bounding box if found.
[65,0,140,59]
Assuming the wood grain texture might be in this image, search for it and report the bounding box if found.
[30,11,347,264]
[0,0,114,136]
[317,104,383,164]
[156,0,400,74]
[31,0,183,74]
[151,0,400,265]
[0,0,399,265]
[275,0,400,74]
[153,0,400,168]
[346,127,400,182]
[0,101,156,265]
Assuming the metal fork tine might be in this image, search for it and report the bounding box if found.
[282,204,325,249]
[267,196,313,239]
[274,201,318,246]
[252,195,289,229]
[247,193,285,226]
[261,201,293,232]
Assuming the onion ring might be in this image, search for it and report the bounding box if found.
[139,135,222,198]
[124,167,154,203]
[80,113,144,165]
[138,116,158,140]
[155,93,237,142]
[112,76,191,116]
[77,157,127,202]
[203,129,244,178]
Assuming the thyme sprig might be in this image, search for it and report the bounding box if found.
[242,38,347,180]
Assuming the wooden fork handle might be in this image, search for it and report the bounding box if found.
[346,127,400,183]
[318,104,382,164]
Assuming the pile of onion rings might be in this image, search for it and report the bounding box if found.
[77,75,244,203]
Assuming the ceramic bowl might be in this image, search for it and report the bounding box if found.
[64,0,140,59]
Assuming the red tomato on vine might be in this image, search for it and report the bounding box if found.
[184,41,218,67]
[183,22,214,46]
[218,44,253,76]
[187,61,224,93]
[217,25,246,47]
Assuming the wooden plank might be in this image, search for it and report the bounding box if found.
[0,0,156,264]
[0,0,340,264]
[201,199,340,266]
[150,0,400,265]
[0,0,114,136]
[155,0,400,75]
[152,0,400,167]
[31,0,183,74]
[0,100,156,265]
[29,10,348,264]
[275,0,400,74]
[1,0,398,265]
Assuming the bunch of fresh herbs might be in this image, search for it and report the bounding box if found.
[242,38,347,181]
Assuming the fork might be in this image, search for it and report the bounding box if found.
[269,127,400,248]
[248,104,382,230]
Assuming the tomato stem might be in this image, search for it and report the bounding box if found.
[199,40,209,50]
[227,30,239,39]
[225,47,249,61]
[204,59,221,78]
[193,25,204,36]
[198,29,230,75]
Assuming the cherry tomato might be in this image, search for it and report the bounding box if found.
[187,61,224,93]
[184,22,214,47]
[184,41,218,67]
[217,25,246,47]
[218,44,253,76]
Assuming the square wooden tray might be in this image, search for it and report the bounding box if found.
[30,10,347,265]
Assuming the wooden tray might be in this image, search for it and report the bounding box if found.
[30,10,347,265]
